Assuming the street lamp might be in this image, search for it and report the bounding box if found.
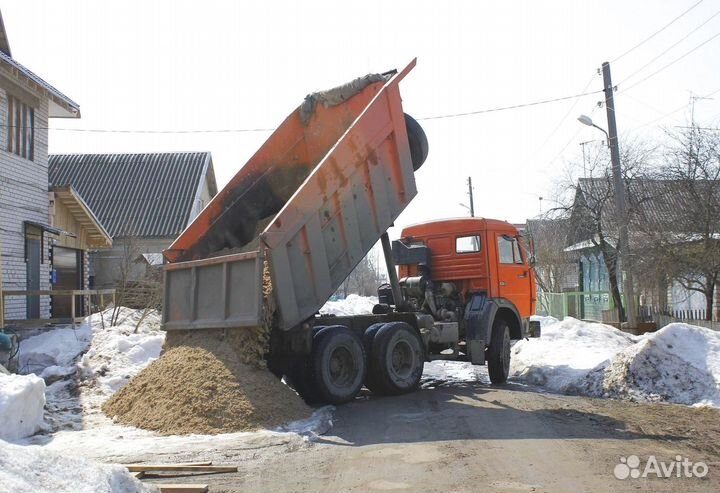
[577,114,609,144]
[577,110,637,328]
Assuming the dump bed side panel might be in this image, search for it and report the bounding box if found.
[162,251,264,330]
[262,67,417,330]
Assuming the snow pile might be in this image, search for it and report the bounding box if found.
[17,325,92,378]
[78,309,164,396]
[511,317,636,393]
[422,360,489,387]
[320,294,377,316]
[512,317,720,407]
[599,323,720,406]
[0,373,46,440]
[0,439,154,493]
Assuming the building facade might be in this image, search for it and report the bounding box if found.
[0,11,84,320]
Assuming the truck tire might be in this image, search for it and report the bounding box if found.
[366,321,424,395]
[362,323,385,357]
[405,113,429,171]
[285,358,321,404]
[487,318,510,384]
[312,325,366,404]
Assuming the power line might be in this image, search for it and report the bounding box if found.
[530,72,600,156]
[546,103,601,166]
[627,86,720,131]
[48,126,275,134]
[0,124,275,134]
[0,89,605,133]
[416,89,604,121]
[620,29,720,93]
[611,0,706,63]
[617,7,720,87]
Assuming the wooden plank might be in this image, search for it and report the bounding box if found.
[131,471,145,479]
[156,485,209,493]
[125,462,212,469]
[126,465,236,473]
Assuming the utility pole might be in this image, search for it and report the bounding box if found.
[579,140,595,177]
[602,61,636,328]
[467,176,475,217]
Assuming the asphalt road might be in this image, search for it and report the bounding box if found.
[142,378,720,493]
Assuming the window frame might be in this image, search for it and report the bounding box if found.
[455,235,482,254]
[7,94,35,161]
[497,234,525,265]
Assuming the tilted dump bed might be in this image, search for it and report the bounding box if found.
[163,60,420,331]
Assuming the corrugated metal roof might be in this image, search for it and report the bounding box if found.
[571,177,720,245]
[49,152,215,238]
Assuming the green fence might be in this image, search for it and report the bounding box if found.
[537,291,617,321]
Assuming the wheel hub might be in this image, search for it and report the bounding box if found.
[329,346,355,388]
[390,340,414,379]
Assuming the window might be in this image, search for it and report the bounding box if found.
[456,235,481,254]
[497,235,524,264]
[7,95,34,160]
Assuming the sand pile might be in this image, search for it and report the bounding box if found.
[102,327,311,435]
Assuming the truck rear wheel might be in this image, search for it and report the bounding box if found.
[366,322,424,395]
[312,325,366,404]
[487,319,510,384]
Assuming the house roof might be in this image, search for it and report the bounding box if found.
[49,152,217,238]
[0,10,80,118]
[569,177,720,248]
[50,185,113,249]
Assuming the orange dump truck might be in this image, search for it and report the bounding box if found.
[162,60,538,405]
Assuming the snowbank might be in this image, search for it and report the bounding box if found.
[78,309,164,396]
[511,317,720,407]
[0,373,45,440]
[320,294,377,316]
[0,439,154,493]
[599,323,720,406]
[511,317,636,393]
[17,325,92,377]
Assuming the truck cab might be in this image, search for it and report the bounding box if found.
[384,217,539,383]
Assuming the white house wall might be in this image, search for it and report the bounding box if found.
[0,91,50,320]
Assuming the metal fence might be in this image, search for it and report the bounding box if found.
[537,291,615,321]
[538,291,719,330]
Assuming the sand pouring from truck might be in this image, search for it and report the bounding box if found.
[161,59,539,405]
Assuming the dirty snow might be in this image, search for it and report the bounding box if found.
[597,323,720,407]
[320,294,377,316]
[512,317,720,407]
[0,305,332,469]
[17,324,92,377]
[422,360,489,388]
[76,308,165,410]
[0,439,154,493]
[0,373,45,440]
[511,317,637,393]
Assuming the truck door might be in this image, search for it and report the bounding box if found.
[495,234,532,316]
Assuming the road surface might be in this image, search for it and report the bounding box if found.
[141,376,720,493]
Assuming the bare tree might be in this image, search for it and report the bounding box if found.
[338,247,385,297]
[526,215,576,293]
[110,221,163,329]
[637,125,720,320]
[557,139,657,322]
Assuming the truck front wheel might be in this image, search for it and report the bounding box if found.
[487,319,510,384]
[312,325,366,404]
[366,322,424,395]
